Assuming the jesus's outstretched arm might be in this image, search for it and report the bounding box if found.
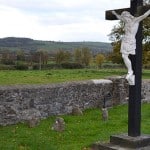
[135,9,150,22]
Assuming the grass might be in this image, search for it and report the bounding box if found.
[0,69,150,85]
[0,103,149,150]
[142,69,150,79]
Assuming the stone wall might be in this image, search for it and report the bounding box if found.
[142,80,150,102]
[0,77,149,126]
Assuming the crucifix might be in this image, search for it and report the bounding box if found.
[106,0,150,137]
[91,1,150,149]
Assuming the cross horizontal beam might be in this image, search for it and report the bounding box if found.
[106,5,150,20]
[105,8,130,20]
[137,5,150,16]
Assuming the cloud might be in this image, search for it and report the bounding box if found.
[0,5,39,37]
[0,0,130,42]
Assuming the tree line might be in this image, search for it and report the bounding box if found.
[0,47,106,70]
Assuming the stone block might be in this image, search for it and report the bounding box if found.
[110,134,150,149]
[51,117,65,132]
[91,134,150,150]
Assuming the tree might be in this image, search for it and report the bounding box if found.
[109,21,124,42]
[32,50,49,70]
[64,51,71,63]
[143,43,150,65]
[55,50,71,64]
[74,48,82,64]
[95,54,105,68]
[142,0,150,65]
[81,47,92,66]
[16,50,25,61]
[1,50,16,65]
[73,47,92,66]
[108,41,123,64]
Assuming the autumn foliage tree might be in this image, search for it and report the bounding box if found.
[55,50,71,64]
[74,48,82,64]
[142,0,150,66]
[1,50,16,65]
[95,54,105,68]
[74,47,92,66]
[81,47,92,66]
[16,50,25,61]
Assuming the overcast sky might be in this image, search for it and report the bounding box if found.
[0,0,130,42]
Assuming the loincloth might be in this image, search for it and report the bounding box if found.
[120,38,136,55]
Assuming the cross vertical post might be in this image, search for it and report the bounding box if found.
[128,0,143,137]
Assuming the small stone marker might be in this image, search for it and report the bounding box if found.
[20,108,41,128]
[71,105,83,116]
[101,108,108,121]
[51,117,65,132]
[27,117,40,128]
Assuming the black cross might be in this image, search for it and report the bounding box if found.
[106,0,150,137]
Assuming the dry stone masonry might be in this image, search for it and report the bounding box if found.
[0,77,149,126]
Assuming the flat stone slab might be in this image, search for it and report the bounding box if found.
[91,134,150,150]
[91,143,150,150]
[92,79,113,84]
[110,134,150,148]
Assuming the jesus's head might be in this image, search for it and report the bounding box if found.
[121,11,134,19]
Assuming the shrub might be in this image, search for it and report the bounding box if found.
[32,64,62,70]
[42,64,61,69]
[101,62,124,69]
[15,62,28,70]
[61,62,84,69]
[0,64,15,70]
[1,59,15,65]
[32,64,39,70]
[143,64,150,69]
[95,54,105,68]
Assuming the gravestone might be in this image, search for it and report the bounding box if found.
[71,105,83,116]
[91,0,150,149]
[101,108,108,121]
[27,117,40,128]
[51,117,65,132]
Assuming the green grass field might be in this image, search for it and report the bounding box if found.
[0,69,150,85]
[0,104,149,150]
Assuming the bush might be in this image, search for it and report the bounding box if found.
[143,64,150,69]
[32,64,62,70]
[101,62,124,69]
[32,64,40,70]
[0,64,15,70]
[61,62,84,69]
[42,64,61,69]
[26,63,84,70]
[15,62,28,70]
[1,59,15,65]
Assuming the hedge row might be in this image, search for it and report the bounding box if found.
[0,62,84,70]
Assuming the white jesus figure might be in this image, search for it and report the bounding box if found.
[112,9,150,85]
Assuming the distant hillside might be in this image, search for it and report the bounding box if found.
[0,37,112,54]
